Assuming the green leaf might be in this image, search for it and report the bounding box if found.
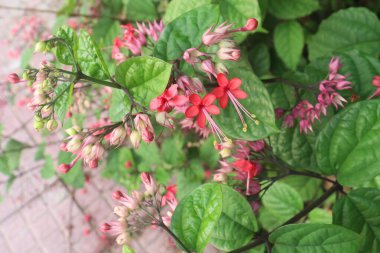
[115,56,172,107]
[177,160,204,200]
[333,188,380,253]
[92,18,122,47]
[274,21,304,70]
[210,184,258,251]
[122,245,135,253]
[308,7,380,60]
[248,43,271,78]
[109,89,130,121]
[0,139,25,175]
[163,0,212,24]
[199,137,220,169]
[214,59,278,141]
[268,0,319,20]
[308,208,332,224]
[134,142,162,171]
[262,182,303,216]
[54,83,74,124]
[161,133,185,167]
[58,0,76,15]
[154,5,220,61]
[170,183,223,252]
[270,224,362,253]
[315,100,380,186]
[34,142,46,161]
[123,0,157,21]
[20,47,34,69]
[219,0,261,42]
[59,151,84,188]
[280,175,321,202]
[55,25,78,65]
[41,155,55,179]
[77,30,111,80]
[266,83,296,110]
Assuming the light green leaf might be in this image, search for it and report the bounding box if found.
[134,142,162,171]
[280,175,321,202]
[308,7,380,60]
[123,0,157,21]
[214,59,278,141]
[154,5,220,61]
[54,83,74,124]
[20,47,34,69]
[268,0,319,20]
[41,155,55,179]
[163,0,212,24]
[177,160,204,200]
[308,208,332,224]
[58,0,76,15]
[161,133,185,167]
[274,21,304,70]
[270,224,362,253]
[115,56,172,107]
[55,25,78,66]
[77,30,111,80]
[109,89,129,121]
[34,142,46,161]
[0,139,25,175]
[333,188,380,253]
[59,151,84,188]
[171,183,223,252]
[315,100,380,186]
[210,184,258,251]
[122,245,135,253]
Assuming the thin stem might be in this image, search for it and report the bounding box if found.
[228,184,341,253]
[79,72,121,89]
[159,223,191,253]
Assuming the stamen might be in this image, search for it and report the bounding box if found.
[202,109,230,144]
[227,91,260,129]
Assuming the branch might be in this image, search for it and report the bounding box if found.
[159,223,192,253]
[228,184,341,253]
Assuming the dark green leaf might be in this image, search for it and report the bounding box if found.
[268,0,319,20]
[333,187,380,253]
[161,133,186,167]
[134,142,162,171]
[177,160,204,200]
[123,0,157,21]
[308,7,380,60]
[199,137,220,169]
[248,43,271,78]
[266,83,296,110]
[269,224,362,253]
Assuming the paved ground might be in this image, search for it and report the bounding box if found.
[0,1,181,252]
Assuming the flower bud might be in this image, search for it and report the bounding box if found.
[201,60,217,79]
[33,116,45,131]
[124,160,132,169]
[156,112,175,129]
[88,159,98,169]
[46,119,58,131]
[100,223,111,232]
[114,206,128,218]
[242,18,258,31]
[183,48,206,65]
[219,148,231,158]
[34,41,47,52]
[213,173,227,183]
[215,63,229,75]
[134,114,154,143]
[7,73,21,84]
[141,172,157,195]
[130,130,141,149]
[22,72,29,81]
[110,125,127,146]
[58,163,72,174]
[112,190,124,200]
[66,135,82,153]
[65,126,80,136]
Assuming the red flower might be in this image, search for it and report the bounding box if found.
[162,185,177,206]
[213,73,247,108]
[150,84,188,112]
[185,93,220,128]
[233,159,258,178]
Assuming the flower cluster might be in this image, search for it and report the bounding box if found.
[112,20,164,61]
[283,57,351,133]
[101,173,177,245]
[368,75,380,99]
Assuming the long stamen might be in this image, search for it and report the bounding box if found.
[202,109,231,144]
[227,91,259,129]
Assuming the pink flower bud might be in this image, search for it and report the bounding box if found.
[124,160,132,169]
[130,130,141,149]
[215,63,229,75]
[109,125,127,146]
[112,190,124,200]
[58,163,72,174]
[8,73,21,84]
[183,48,206,65]
[88,159,98,169]
[156,112,175,129]
[101,223,111,232]
[84,214,92,222]
[217,47,240,61]
[141,172,157,195]
[201,60,217,79]
[242,18,258,31]
[213,173,227,183]
[134,114,154,143]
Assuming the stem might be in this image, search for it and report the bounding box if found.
[159,223,191,253]
[289,169,338,185]
[79,72,121,89]
[228,184,341,253]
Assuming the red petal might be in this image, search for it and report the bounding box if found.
[150,97,162,110]
[197,111,206,128]
[212,87,225,98]
[231,89,247,99]
[229,78,242,90]
[189,94,201,105]
[185,106,199,118]
[205,104,220,115]
[169,95,188,106]
[217,73,229,87]
[164,85,178,99]
[202,93,216,106]
[219,94,229,108]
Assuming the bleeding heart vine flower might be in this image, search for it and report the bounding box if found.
[213,73,259,132]
[150,84,188,113]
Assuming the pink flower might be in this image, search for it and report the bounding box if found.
[134,114,155,143]
[217,47,240,61]
[141,172,157,195]
[162,185,176,206]
[150,85,188,112]
[58,163,72,174]
[177,76,204,93]
[241,18,258,31]
[7,73,21,84]
[109,125,127,146]
[202,23,232,46]
[249,140,265,152]
[368,76,380,99]
[233,159,259,195]
[183,48,206,65]
[112,190,140,210]
[185,94,220,128]
[201,60,217,79]
[101,220,129,245]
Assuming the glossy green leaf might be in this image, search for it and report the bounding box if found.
[163,0,212,24]
[115,56,172,107]
[280,175,321,202]
[123,0,156,21]
[177,160,204,200]
[154,5,220,61]
[109,89,129,121]
[134,142,162,171]
[54,83,74,124]
[308,208,332,224]
[333,188,380,253]
[274,21,304,70]
[170,183,223,252]
[248,43,271,78]
[55,25,78,65]
[219,0,261,42]
[268,0,319,20]
[210,184,258,251]
[316,100,380,186]
[308,8,380,60]
[41,155,55,179]
[266,83,296,110]
[77,30,111,80]
[161,133,185,167]
[199,137,220,169]
[214,59,278,141]
[270,224,362,253]
[0,139,25,176]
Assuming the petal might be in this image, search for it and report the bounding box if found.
[197,111,206,128]
[169,95,188,106]
[205,104,220,115]
[217,73,229,87]
[212,87,225,98]
[202,93,216,106]
[164,85,178,99]
[229,78,242,90]
[185,105,200,118]
[219,94,229,108]
[231,89,247,99]
[150,97,162,110]
[189,94,201,105]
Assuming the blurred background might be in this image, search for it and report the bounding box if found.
[0,0,177,252]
